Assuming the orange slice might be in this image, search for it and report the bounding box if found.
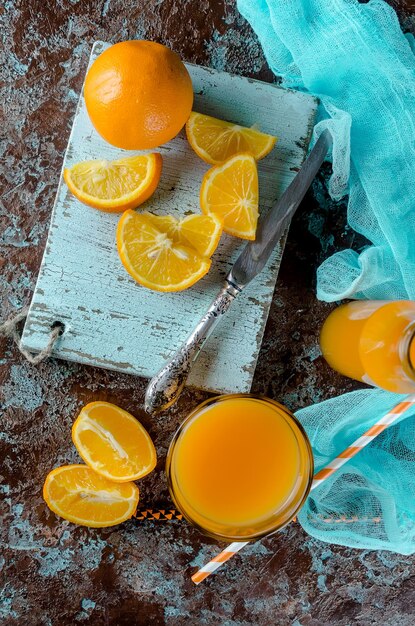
[186,112,276,165]
[145,212,223,257]
[72,402,157,483]
[63,153,162,212]
[116,210,213,292]
[200,153,259,240]
[43,465,139,527]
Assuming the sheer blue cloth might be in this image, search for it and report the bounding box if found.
[237,0,415,553]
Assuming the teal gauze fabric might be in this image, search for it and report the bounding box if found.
[237,0,415,553]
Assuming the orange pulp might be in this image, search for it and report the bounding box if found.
[166,395,313,541]
[320,300,415,393]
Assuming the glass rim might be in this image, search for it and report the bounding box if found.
[165,393,314,542]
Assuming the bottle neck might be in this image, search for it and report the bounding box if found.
[400,320,415,383]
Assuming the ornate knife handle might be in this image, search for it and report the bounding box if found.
[144,276,243,414]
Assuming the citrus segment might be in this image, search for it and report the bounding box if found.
[117,210,211,292]
[145,212,223,257]
[200,153,259,240]
[144,214,178,237]
[64,153,162,212]
[72,402,157,483]
[175,213,223,257]
[84,40,193,150]
[186,112,276,164]
[43,465,139,527]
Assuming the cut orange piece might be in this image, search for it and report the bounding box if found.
[145,212,223,257]
[43,465,139,527]
[186,112,276,165]
[117,210,212,292]
[63,153,162,212]
[72,402,157,483]
[200,153,259,240]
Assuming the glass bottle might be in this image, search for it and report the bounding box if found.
[320,300,415,393]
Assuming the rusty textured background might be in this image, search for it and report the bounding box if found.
[1,1,415,624]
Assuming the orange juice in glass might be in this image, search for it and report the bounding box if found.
[320,300,415,393]
[166,395,313,541]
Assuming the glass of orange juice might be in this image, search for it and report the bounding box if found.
[320,300,415,393]
[166,394,313,542]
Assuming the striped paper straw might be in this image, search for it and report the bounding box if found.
[191,541,250,584]
[191,394,415,585]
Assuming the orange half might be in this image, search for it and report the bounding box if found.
[200,153,259,240]
[64,153,162,212]
[117,210,214,292]
[72,401,157,482]
[43,465,139,527]
[186,112,276,165]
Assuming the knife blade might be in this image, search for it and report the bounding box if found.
[145,129,332,413]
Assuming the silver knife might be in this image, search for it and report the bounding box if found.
[145,129,332,413]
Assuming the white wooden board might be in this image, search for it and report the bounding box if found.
[21,41,317,394]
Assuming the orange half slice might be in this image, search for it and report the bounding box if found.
[116,210,213,292]
[43,465,139,527]
[64,153,162,212]
[186,112,276,165]
[72,401,157,483]
[200,153,259,240]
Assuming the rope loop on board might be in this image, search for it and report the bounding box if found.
[0,307,64,364]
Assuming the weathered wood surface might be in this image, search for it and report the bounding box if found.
[21,41,317,394]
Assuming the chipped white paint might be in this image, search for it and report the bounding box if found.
[21,41,317,395]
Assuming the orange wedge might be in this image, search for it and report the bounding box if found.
[200,153,259,240]
[63,153,162,212]
[43,465,139,527]
[72,402,157,483]
[145,212,223,257]
[117,210,216,292]
[186,112,276,165]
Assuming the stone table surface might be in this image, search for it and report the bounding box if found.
[1,1,414,625]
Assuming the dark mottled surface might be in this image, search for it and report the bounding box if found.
[1,1,415,624]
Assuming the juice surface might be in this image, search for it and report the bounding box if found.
[320,301,415,392]
[168,397,312,539]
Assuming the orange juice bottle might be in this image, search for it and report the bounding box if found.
[320,300,415,393]
[166,395,313,541]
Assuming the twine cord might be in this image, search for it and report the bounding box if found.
[0,307,63,364]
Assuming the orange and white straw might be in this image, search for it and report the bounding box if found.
[311,395,415,488]
[191,394,415,584]
[191,541,250,585]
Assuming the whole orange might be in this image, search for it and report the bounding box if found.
[84,40,193,150]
